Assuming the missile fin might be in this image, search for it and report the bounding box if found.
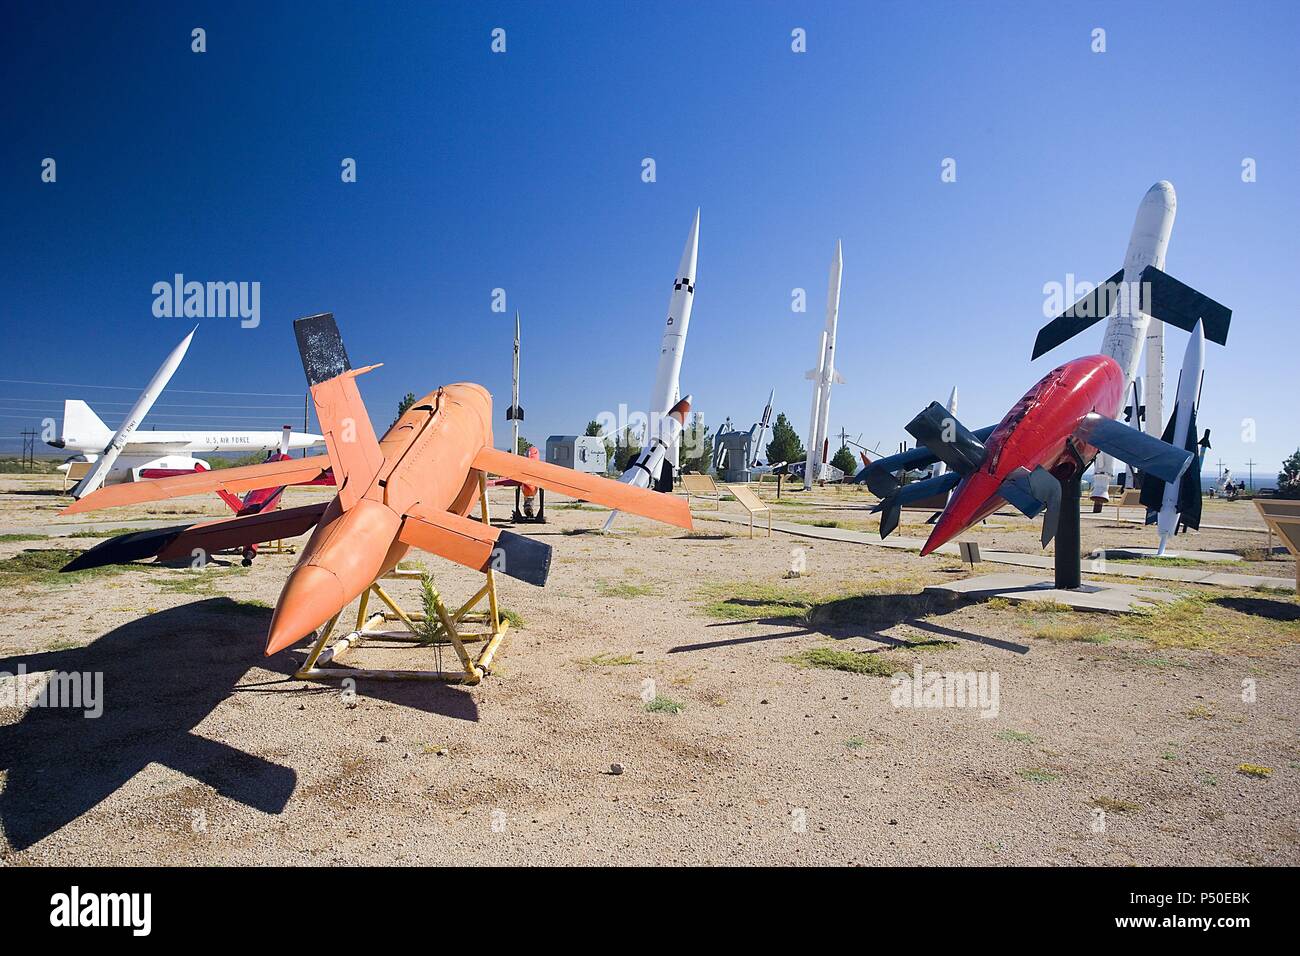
[1031,268,1125,359]
[1139,266,1232,345]
[904,402,988,475]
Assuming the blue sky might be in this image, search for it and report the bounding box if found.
[3,1,1296,483]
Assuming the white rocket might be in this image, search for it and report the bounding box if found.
[651,208,700,474]
[750,388,775,468]
[505,312,523,454]
[1090,181,1176,500]
[71,327,198,498]
[1032,181,1231,504]
[602,211,698,530]
[804,240,844,489]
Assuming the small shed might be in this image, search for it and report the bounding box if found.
[545,435,608,474]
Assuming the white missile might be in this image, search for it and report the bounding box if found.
[750,387,775,468]
[1155,322,1204,554]
[804,240,844,489]
[604,211,698,529]
[651,209,699,476]
[1090,181,1176,500]
[506,312,523,454]
[72,326,198,498]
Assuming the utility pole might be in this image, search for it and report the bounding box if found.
[838,426,848,452]
[20,429,36,471]
[1246,458,1256,492]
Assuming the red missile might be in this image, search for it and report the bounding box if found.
[920,354,1124,555]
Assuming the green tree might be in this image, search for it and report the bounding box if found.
[681,413,713,474]
[583,420,603,436]
[1278,448,1300,499]
[831,444,858,477]
[615,427,644,472]
[765,412,805,467]
[516,436,534,455]
[392,392,417,426]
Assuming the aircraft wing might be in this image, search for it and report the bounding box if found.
[61,455,333,514]
[472,445,692,530]
[61,502,328,571]
[398,504,551,586]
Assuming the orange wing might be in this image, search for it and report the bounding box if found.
[60,456,333,515]
[472,446,692,530]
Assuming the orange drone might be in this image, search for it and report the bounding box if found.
[63,313,691,657]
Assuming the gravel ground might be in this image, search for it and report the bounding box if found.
[0,474,1296,865]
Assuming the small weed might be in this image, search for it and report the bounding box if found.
[784,647,897,677]
[645,695,683,715]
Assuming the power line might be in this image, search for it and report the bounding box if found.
[0,397,303,411]
[0,378,301,397]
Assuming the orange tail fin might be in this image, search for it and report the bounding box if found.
[294,313,385,510]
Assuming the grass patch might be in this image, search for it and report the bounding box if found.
[579,652,638,666]
[812,519,840,528]
[557,502,604,511]
[0,548,122,585]
[645,695,683,714]
[597,580,659,598]
[0,533,48,542]
[1017,768,1058,784]
[844,736,867,749]
[997,729,1035,744]
[498,607,525,629]
[698,582,815,621]
[784,647,897,677]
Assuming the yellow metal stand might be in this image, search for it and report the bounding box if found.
[293,476,510,685]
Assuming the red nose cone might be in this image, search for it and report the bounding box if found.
[921,472,1000,556]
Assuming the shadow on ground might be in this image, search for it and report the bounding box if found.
[670,591,1028,655]
[0,597,477,852]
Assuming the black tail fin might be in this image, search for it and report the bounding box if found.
[294,312,352,386]
[905,402,988,475]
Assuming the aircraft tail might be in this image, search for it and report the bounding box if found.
[294,313,385,510]
[61,400,112,448]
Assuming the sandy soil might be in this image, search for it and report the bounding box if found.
[0,473,1296,865]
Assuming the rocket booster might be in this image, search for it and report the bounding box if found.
[651,209,699,472]
[805,241,844,489]
[622,395,693,492]
[73,326,198,498]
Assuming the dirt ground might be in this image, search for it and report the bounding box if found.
[0,473,1296,865]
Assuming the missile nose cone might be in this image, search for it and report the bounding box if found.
[1143,180,1176,212]
[671,394,693,416]
[265,564,347,655]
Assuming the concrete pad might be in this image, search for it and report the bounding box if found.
[1087,547,1242,563]
[924,572,1178,614]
